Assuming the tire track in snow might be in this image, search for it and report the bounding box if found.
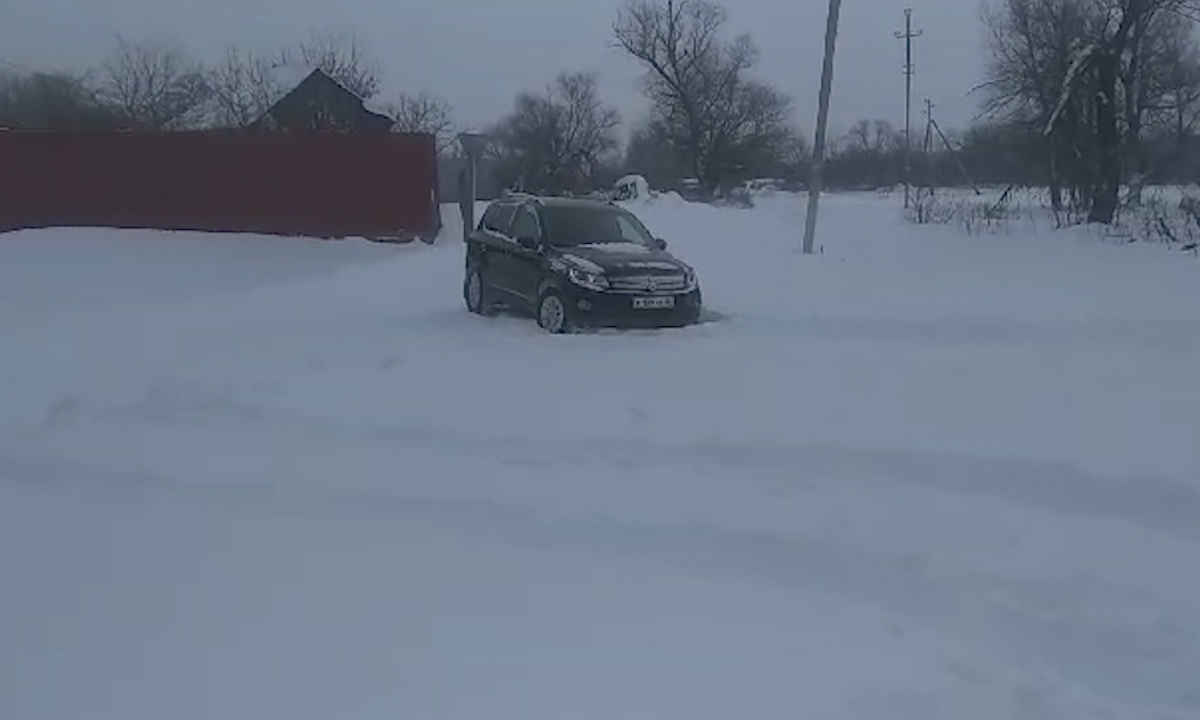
[732,315,1200,352]
[88,387,1200,543]
[2,444,1198,718]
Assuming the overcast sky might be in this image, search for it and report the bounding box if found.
[2,0,986,136]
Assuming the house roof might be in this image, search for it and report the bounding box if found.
[266,63,322,101]
[257,65,394,128]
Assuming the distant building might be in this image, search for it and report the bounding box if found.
[251,67,394,133]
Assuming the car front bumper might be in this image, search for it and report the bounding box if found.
[561,285,703,328]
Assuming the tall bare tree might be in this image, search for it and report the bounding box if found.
[1136,18,1200,143]
[980,0,1095,211]
[388,91,456,154]
[0,71,118,129]
[614,0,792,191]
[100,37,210,129]
[206,48,282,128]
[847,119,900,154]
[280,30,381,100]
[1051,0,1199,220]
[491,72,620,195]
[981,0,1200,221]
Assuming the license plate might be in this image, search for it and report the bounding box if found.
[633,296,675,310]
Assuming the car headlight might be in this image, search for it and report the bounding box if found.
[568,266,610,292]
[683,268,698,291]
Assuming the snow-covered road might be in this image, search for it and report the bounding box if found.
[2,194,1198,720]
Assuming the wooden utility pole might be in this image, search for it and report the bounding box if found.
[894,9,921,209]
[803,0,844,255]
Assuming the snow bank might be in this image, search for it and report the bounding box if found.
[613,173,651,201]
[2,194,1199,720]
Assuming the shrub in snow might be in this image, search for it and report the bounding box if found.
[905,187,1038,235]
[1127,190,1200,252]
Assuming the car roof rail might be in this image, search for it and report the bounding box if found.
[499,190,544,203]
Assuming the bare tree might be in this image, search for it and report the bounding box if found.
[388,91,456,154]
[206,48,282,128]
[980,0,1096,211]
[847,119,900,154]
[1056,0,1195,221]
[280,30,381,100]
[0,71,118,129]
[100,37,210,129]
[706,79,792,186]
[624,118,691,187]
[614,0,791,190]
[1136,18,1200,142]
[491,71,620,195]
[825,119,904,189]
[779,129,812,181]
[979,0,1200,221]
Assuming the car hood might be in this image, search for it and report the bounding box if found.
[556,243,688,275]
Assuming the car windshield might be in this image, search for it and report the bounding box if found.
[540,206,656,248]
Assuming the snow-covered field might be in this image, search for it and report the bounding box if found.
[2,193,1199,720]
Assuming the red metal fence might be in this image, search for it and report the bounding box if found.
[0,130,440,240]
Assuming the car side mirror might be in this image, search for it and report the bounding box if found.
[654,237,668,250]
[517,235,541,252]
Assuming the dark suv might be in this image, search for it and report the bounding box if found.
[463,196,703,332]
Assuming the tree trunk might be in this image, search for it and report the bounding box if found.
[1124,19,1146,206]
[1048,137,1064,213]
[1127,112,1146,207]
[1177,103,1189,182]
[1089,51,1120,224]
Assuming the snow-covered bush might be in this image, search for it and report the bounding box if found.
[1128,190,1200,251]
[613,174,651,202]
[905,188,1037,234]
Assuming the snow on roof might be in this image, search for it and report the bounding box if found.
[361,97,393,121]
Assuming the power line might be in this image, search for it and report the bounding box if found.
[894,8,922,209]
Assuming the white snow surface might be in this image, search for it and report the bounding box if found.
[2,194,1200,720]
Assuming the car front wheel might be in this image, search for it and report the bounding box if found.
[464,266,495,316]
[536,290,571,333]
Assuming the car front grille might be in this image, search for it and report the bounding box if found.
[609,274,688,294]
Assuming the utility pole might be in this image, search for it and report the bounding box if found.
[894,8,922,209]
[803,0,843,255]
[929,112,982,195]
[919,98,934,202]
[457,132,489,242]
[924,99,934,153]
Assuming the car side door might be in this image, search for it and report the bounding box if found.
[507,204,545,307]
[473,202,517,294]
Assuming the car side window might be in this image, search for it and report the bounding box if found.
[510,206,540,241]
[478,206,497,232]
[483,204,515,235]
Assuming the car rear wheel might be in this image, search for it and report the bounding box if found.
[464,266,495,316]
[536,291,570,333]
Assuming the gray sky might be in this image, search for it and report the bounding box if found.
[2,0,986,136]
